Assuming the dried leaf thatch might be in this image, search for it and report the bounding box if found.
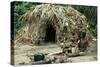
[15,4,91,44]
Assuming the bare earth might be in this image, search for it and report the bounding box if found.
[14,41,97,65]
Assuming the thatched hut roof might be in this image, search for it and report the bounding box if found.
[15,4,90,44]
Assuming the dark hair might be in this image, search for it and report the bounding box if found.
[77,31,86,39]
[81,32,86,38]
[72,32,75,36]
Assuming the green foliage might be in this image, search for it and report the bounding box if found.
[12,2,33,35]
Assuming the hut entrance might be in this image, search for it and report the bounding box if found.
[44,24,56,43]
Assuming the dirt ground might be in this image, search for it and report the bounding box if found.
[13,40,97,65]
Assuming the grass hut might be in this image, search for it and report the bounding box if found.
[15,4,90,45]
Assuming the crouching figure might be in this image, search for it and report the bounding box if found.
[77,32,89,55]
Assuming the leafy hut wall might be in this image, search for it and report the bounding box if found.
[16,4,90,44]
